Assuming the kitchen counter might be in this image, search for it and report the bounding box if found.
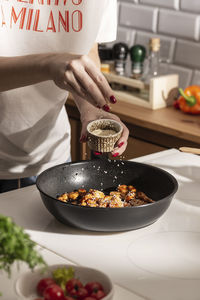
[1,149,200,300]
[66,97,200,161]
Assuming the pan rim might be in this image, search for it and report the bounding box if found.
[36,160,178,210]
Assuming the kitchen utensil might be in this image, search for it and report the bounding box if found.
[36,159,178,232]
[87,119,122,153]
[179,147,200,155]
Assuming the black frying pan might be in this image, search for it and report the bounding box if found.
[36,159,178,232]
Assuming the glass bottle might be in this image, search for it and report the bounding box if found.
[112,42,129,76]
[143,38,161,84]
[130,44,146,79]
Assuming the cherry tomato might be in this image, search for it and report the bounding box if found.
[34,298,44,300]
[66,278,83,293]
[83,297,97,300]
[69,287,89,299]
[90,290,106,300]
[43,283,65,300]
[37,278,56,296]
[85,282,103,294]
[64,297,74,300]
[173,99,180,109]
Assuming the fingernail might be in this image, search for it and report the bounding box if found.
[80,135,87,142]
[112,152,119,157]
[103,104,110,112]
[118,142,124,148]
[94,151,102,156]
[110,95,117,104]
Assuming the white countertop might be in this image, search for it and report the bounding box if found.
[1,149,200,300]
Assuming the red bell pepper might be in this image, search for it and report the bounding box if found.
[177,86,200,115]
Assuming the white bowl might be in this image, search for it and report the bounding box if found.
[15,264,114,300]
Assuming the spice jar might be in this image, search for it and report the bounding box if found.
[130,44,146,79]
[112,42,129,76]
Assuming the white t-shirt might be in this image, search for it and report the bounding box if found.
[0,0,117,179]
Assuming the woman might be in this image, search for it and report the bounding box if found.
[0,0,129,193]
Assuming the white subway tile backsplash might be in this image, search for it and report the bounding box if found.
[139,0,179,10]
[106,27,136,47]
[191,70,200,86]
[120,3,158,32]
[117,27,136,46]
[168,64,193,88]
[158,9,200,41]
[117,0,200,86]
[174,39,200,69]
[180,0,200,14]
[135,31,176,62]
[159,63,192,88]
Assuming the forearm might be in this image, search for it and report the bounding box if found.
[0,54,49,92]
[73,43,101,115]
[0,52,77,92]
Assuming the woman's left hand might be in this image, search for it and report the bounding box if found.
[80,107,129,157]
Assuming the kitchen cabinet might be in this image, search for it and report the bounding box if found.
[66,97,200,162]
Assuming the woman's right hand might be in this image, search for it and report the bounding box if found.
[47,53,117,111]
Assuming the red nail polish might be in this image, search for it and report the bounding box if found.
[80,135,87,142]
[103,104,110,112]
[118,142,124,148]
[94,151,102,156]
[110,95,117,104]
[112,153,119,157]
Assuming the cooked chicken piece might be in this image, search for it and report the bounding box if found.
[128,185,136,192]
[117,185,128,197]
[110,191,121,197]
[57,193,68,202]
[109,197,124,208]
[89,189,105,199]
[125,191,136,202]
[82,193,95,201]
[130,199,146,206]
[137,191,154,203]
[78,189,87,196]
[68,191,79,200]
[98,198,109,208]
[124,202,131,207]
[104,195,112,202]
[81,198,98,207]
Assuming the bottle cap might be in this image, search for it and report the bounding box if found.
[130,44,146,62]
[112,43,129,60]
[149,38,160,52]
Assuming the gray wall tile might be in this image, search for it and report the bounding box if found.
[159,63,192,88]
[106,27,136,47]
[174,39,200,69]
[168,64,193,88]
[135,31,176,62]
[180,0,200,14]
[139,0,179,10]
[158,9,200,41]
[120,3,158,32]
[117,27,136,46]
[117,0,200,86]
[191,70,200,85]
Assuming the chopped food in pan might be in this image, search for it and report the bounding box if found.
[57,185,155,208]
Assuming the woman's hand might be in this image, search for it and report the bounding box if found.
[47,53,116,111]
[80,106,129,157]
